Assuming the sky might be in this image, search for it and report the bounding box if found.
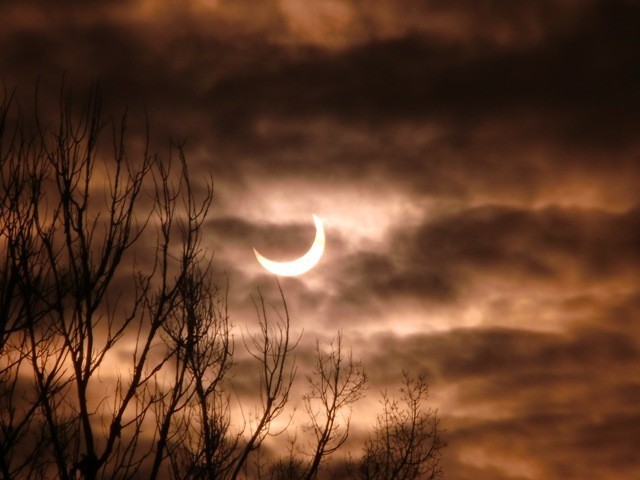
[2,0,640,478]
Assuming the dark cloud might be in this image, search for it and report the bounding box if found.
[3,0,639,208]
[363,324,640,479]
[335,205,640,309]
[410,205,640,280]
[208,215,320,260]
[5,2,640,140]
[189,0,640,202]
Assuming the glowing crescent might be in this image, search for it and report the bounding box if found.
[253,215,325,276]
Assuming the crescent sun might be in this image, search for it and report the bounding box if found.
[253,214,325,276]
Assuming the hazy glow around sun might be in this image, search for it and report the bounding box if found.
[221,179,428,243]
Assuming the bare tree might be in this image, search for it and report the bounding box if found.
[0,83,218,480]
[263,334,367,480]
[158,269,235,480]
[302,334,367,480]
[161,283,299,480]
[355,373,445,480]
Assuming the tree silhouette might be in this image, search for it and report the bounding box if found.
[356,373,444,480]
[0,84,444,480]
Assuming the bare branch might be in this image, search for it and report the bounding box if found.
[302,333,367,480]
[357,373,445,480]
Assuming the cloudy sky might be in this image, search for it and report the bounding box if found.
[2,0,640,478]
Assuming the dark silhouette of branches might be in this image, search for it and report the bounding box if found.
[157,268,234,480]
[0,85,55,479]
[302,334,367,480]
[356,373,445,480]
[0,83,216,480]
[261,334,367,480]
[228,285,299,480]
[0,83,445,480]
